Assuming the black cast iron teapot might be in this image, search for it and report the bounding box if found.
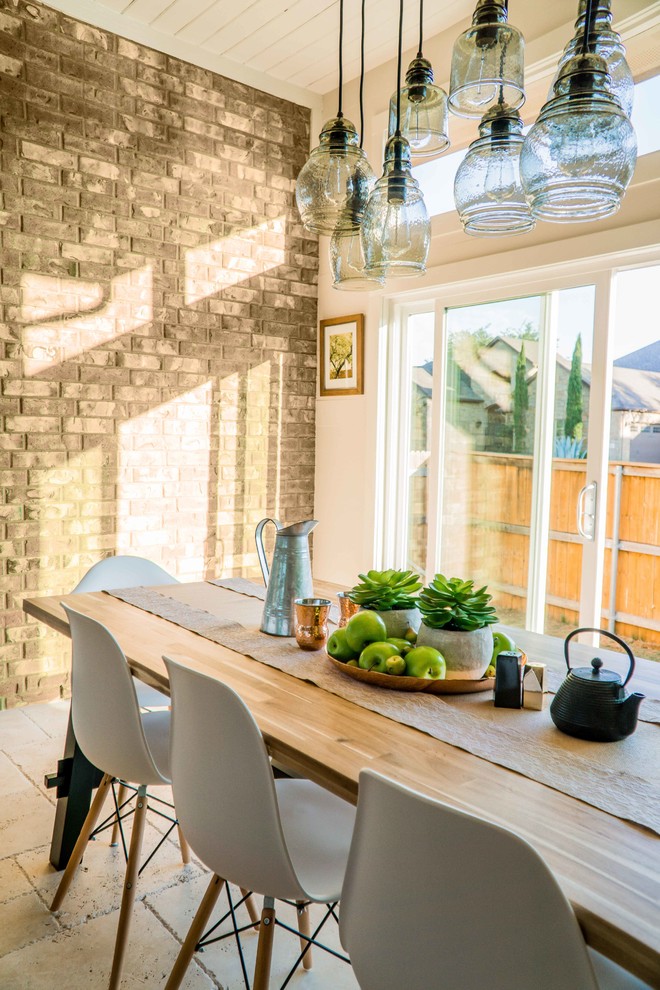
[550,628,645,742]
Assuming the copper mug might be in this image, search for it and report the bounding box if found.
[293,598,332,651]
[336,592,360,628]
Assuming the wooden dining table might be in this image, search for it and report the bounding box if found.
[23,581,660,988]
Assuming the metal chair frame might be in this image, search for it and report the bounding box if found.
[87,779,183,877]
[192,894,349,990]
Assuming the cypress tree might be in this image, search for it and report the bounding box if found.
[513,343,529,453]
[565,334,583,440]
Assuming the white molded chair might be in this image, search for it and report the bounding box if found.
[51,606,194,990]
[339,769,652,990]
[73,555,179,710]
[163,655,356,990]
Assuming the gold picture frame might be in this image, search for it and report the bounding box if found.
[319,314,364,396]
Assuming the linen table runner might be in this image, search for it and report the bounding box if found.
[211,580,660,724]
[107,580,660,835]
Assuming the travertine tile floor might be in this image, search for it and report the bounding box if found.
[0,701,360,990]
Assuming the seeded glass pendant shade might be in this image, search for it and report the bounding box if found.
[388,56,449,157]
[295,116,376,234]
[361,135,430,278]
[330,229,385,290]
[449,0,524,118]
[454,103,534,236]
[520,53,637,223]
[551,0,633,116]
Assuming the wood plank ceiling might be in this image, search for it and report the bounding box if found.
[57,0,660,109]
[93,0,479,94]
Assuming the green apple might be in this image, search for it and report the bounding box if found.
[345,610,388,652]
[386,637,412,655]
[327,627,358,662]
[346,659,359,667]
[404,646,446,680]
[385,654,407,676]
[491,629,517,663]
[359,641,401,673]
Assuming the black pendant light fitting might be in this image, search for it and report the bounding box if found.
[295,0,375,234]
[330,0,384,289]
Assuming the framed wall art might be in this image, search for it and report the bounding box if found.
[319,314,364,396]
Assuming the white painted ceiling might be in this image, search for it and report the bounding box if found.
[48,0,660,109]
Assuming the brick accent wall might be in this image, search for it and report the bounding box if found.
[0,1,318,708]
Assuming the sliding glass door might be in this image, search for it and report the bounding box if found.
[440,294,544,629]
[387,261,660,644]
[389,278,606,636]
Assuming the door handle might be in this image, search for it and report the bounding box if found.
[577,481,597,541]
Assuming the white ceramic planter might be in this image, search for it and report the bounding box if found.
[416,624,493,679]
[361,607,421,638]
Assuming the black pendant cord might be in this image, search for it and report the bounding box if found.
[395,0,404,137]
[337,0,344,117]
[581,0,596,54]
[359,0,366,147]
[417,0,424,57]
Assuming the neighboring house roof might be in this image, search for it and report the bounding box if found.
[413,359,482,403]
[481,335,660,413]
[485,336,572,380]
[610,367,660,412]
[412,364,433,398]
[614,340,660,371]
[415,335,660,414]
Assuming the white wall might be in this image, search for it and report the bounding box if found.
[313,291,384,587]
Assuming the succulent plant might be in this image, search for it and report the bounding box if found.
[417,574,498,631]
[348,569,422,611]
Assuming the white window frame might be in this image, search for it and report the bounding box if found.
[376,245,660,635]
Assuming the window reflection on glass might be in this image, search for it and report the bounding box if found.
[441,296,543,629]
[604,264,660,662]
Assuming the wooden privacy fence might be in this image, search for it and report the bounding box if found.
[466,453,660,650]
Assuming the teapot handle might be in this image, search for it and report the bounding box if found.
[564,627,636,686]
[255,518,282,586]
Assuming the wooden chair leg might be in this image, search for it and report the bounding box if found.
[253,897,276,990]
[297,901,313,970]
[110,782,129,847]
[50,773,113,912]
[176,825,191,865]
[108,784,148,990]
[164,874,226,990]
[241,887,260,930]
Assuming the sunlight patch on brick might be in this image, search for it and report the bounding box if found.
[20,267,153,377]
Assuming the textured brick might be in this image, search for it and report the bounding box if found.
[0,0,317,709]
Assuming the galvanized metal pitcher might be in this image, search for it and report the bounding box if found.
[255,518,318,635]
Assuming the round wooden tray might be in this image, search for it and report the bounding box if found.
[326,653,495,694]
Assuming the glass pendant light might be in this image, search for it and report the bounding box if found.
[362,0,431,279]
[388,0,450,157]
[330,229,385,289]
[550,0,633,117]
[449,0,524,119]
[331,0,384,291]
[295,0,375,235]
[454,101,534,236]
[520,0,637,223]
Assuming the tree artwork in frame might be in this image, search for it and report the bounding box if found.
[319,314,364,396]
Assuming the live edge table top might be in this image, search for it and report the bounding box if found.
[23,582,660,988]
